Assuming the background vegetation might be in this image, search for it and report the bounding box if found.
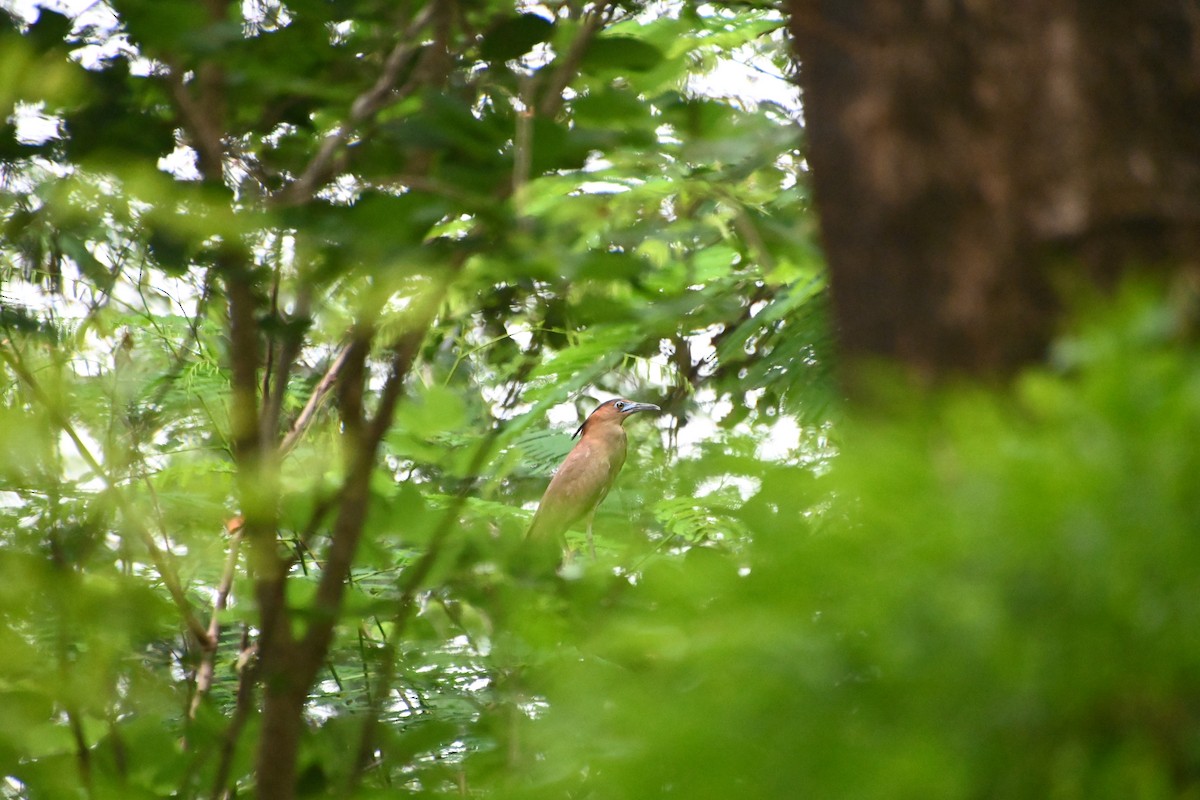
[1,1,1197,798]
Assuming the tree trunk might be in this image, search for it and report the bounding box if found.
[787,0,1200,378]
[256,681,308,800]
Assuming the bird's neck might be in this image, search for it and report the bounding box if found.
[580,421,627,449]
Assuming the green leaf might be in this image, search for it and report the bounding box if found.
[572,87,653,128]
[582,35,664,73]
[394,384,468,437]
[480,13,554,62]
[110,0,237,54]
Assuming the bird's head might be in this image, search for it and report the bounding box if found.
[573,397,661,438]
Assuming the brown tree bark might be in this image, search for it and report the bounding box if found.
[787,0,1200,378]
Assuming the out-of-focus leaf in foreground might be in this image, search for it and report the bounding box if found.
[506,284,1200,800]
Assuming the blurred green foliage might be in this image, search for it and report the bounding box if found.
[0,0,826,795]
[0,0,1196,798]
[500,285,1200,800]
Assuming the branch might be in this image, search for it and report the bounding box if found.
[298,320,432,676]
[537,2,615,118]
[344,330,542,790]
[262,286,314,444]
[165,61,228,185]
[67,707,91,795]
[224,269,265,462]
[188,518,245,721]
[252,306,430,800]
[367,322,429,446]
[260,258,284,425]
[276,4,439,207]
[220,264,291,650]
[220,264,306,800]
[161,0,230,183]
[277,344,351,456]
[210,626,258,800]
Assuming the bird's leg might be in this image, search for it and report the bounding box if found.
[586,511,597,560]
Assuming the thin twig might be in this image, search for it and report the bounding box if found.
[188,520,246,720]
[210,627,258,800]
[280,345,350,455]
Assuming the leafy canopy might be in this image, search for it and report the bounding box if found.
[3,1,1196,799]
[0,0,827,797]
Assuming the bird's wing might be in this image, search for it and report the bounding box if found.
[526,441,613,540]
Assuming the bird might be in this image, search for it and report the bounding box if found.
[527,397,661,559]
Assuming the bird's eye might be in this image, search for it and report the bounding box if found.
[614,401,626,411]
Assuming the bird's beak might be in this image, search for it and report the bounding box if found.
[622,402,661,415]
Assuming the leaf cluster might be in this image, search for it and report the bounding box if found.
[0,1,828,797]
